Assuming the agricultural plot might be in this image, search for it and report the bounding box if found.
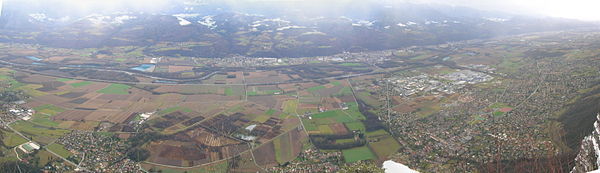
[243,71,291,84]
[344,122,366,132]
[342,146,377,163]
[247,86,283,96]
[303,106,365,135]
[152,85,221,95]
[47,143,74,158]
[17,84,48,97]
[365,129,401,159]
[35,150,59,167]
[97,84,131,95]
[221,86,245,97]
[282,100,298,115]
[141,160,230,173]
[34,104,65,116]
[11,121,70,144]
[273,128,307,164]
[70,81,93,88]
[2,131,28,147]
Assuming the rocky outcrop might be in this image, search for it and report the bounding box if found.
[571,113,600,173]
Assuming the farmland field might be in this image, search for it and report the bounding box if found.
[342,146,377,163]
[2,131,28,147]
[97,84,131,95]
[368,136,401,159]
[11,121,70,144]
[34,104,65,116]
[344,122,366,132]
[47,143,74,158]
[70,81,93,88]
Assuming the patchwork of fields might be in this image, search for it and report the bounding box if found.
[0,68,401,172]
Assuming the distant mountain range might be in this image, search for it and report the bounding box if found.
[0,1,595,58]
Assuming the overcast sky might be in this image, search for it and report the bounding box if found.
[240,0,600,21]
[404,0,600,21]
[2,0,599,21]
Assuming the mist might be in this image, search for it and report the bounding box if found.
[2,0,599,22]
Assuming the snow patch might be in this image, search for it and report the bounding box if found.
[113,15,136,24]
[175,16,192,26]
[425,21,438,25]
[383,160,419,173]
[173,13,200,18]
[276,25,306,31]
[29,13,48,22]
[353,20,374,27]
[483,17,509,22]
[198,15,216,29]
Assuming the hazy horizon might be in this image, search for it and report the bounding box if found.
[2,0,599,21]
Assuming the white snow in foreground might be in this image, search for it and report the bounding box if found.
[383,160,419,173]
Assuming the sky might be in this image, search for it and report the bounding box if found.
[400,0,600,21]
[2,0,599,21]
[232,0,600,21]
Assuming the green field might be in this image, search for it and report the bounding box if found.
[97,84,131,95]
[33,104,65,116]
[311,110,355,123]
[307,85,326,92]
[70,81,93,88]
[365,129,389,138]
[247,91,258,96]
[11,121,70,144]
[368,136,401,159]
[224,88,233,96]
[265,109,276,115]
[490,102,512,109]
[36,150,58,167]
[343,102,366,120]
[317,125,334,134]
[147,161,229,173]
[335,87,353,96]
[342,146,377,163]
[344,122,366,132]
[158,106,193,115]
[493,111,505,117]
[56,78,73,82]
[339,63,363,67]
[252,114,270,123]
[273,133,293,163]
[498,58,523,73]
[0,74,9,81]
[248,88,282,96]
[282,100,298,115]
[31,113,60,127]
[47,143,73,158]
[3,131,28,147]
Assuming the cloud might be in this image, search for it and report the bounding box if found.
[398,0,600,21]
[4,0,600,21]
